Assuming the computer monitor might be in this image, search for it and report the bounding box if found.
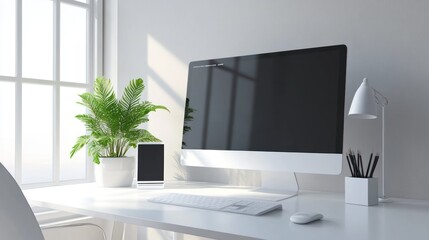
[181,45,347,180]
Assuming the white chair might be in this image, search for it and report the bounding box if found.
[0,163,106,240]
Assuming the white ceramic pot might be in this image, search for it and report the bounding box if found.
[345,177,378,206]
[95,157,135,187]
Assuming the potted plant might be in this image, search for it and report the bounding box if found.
[70,77,168,187]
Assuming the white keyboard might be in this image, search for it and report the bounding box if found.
[148,193,282,216]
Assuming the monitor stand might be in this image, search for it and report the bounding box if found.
[250,171,299,201]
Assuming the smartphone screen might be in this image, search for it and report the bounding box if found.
[137,143,164,182]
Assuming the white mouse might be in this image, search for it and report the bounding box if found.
[290,212,323,224]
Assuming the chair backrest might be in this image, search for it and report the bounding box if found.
[0,163,44,240]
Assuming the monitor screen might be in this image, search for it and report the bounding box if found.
[183,45,346,154]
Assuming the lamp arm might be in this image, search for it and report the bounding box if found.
[373,88,388,106]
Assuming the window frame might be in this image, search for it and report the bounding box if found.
[0,0,102,188]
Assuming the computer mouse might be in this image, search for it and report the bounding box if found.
[290,212,323,224]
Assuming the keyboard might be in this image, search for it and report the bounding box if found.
[148,193,282,216]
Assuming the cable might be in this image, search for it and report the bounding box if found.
[293,172,300,193]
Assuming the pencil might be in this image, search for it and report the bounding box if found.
[369,155,379,178]
[346,155,354,177]
[354,153,361,177]
[350,153,359,177]
[365,153,373,178]
[358,153,365,177]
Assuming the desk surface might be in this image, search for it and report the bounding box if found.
[24,182,429,240]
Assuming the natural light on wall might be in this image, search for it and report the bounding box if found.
[146,35,188,181]
[0,0,95,186]
[147,35,186,107]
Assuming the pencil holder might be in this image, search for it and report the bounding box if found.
[345,177,378,206]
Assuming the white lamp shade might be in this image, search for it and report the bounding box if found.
[349,78,377,119]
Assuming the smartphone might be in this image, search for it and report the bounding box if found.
[137,143,164,189]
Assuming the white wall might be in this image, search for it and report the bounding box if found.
[107,0,429,200]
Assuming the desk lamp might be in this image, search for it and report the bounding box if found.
[349,78,391,203]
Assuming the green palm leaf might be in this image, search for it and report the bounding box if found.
[71,77,168,164]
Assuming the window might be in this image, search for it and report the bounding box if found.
[0,0,98,186]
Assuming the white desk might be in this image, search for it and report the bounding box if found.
[24,182,429,240]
